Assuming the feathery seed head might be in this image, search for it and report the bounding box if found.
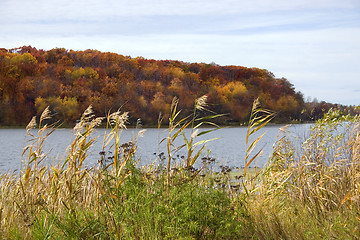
[110,111,129,129]
[195,95,208,111]
[73,121,83,134]
[82,105,94,122]
[26,116,37,132]
[40,106,51,123]
[191,129,199,139]
[138,129,146,138]
[89,117,105,129]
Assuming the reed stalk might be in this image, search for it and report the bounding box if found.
[0,102,359,239]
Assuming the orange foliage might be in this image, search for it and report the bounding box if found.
[3,46,350,126]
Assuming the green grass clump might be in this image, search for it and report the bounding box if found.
[0,99,359,239]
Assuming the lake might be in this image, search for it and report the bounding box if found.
[0,124,312,173]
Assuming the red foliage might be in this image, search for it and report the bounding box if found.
[1,46,350,126]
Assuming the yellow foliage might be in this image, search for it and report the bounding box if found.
[142,63,158,79]
[10,53,38,65]
[162,67,185,79]
[72,67,86,79]
[35,96,79,122]
[72,67,99,80]
[275,95,299,113]
[218,81,247,103]
[84,67,99,79]
[170,67,185,79]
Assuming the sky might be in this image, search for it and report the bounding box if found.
[1,0,359,105]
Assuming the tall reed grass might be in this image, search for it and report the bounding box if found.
[0,99,359,239]
[248,109,360,239]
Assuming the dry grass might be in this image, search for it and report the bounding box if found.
[0,101,359,239]
[247,109,360,239]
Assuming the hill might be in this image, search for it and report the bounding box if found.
[0,46,356,126]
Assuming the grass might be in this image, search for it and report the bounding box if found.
[0,98,359,239]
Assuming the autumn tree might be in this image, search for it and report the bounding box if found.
[35,96,79,124]
[4,45,354,126]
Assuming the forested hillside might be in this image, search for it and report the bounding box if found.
[0,46,357,126]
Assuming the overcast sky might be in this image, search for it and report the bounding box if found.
[1,0,359,105]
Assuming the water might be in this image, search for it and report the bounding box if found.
[0,124,312,173]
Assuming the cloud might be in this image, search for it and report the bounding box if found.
[1,0,359,105]
[1,6,359,39]
[1,0,359,39]
[1,0,359,23]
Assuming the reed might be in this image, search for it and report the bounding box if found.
[247,109,360,239]
[0,100,359,239]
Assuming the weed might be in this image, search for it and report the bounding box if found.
[0,101,359,239]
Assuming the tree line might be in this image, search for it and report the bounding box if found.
[0,46,358,126]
